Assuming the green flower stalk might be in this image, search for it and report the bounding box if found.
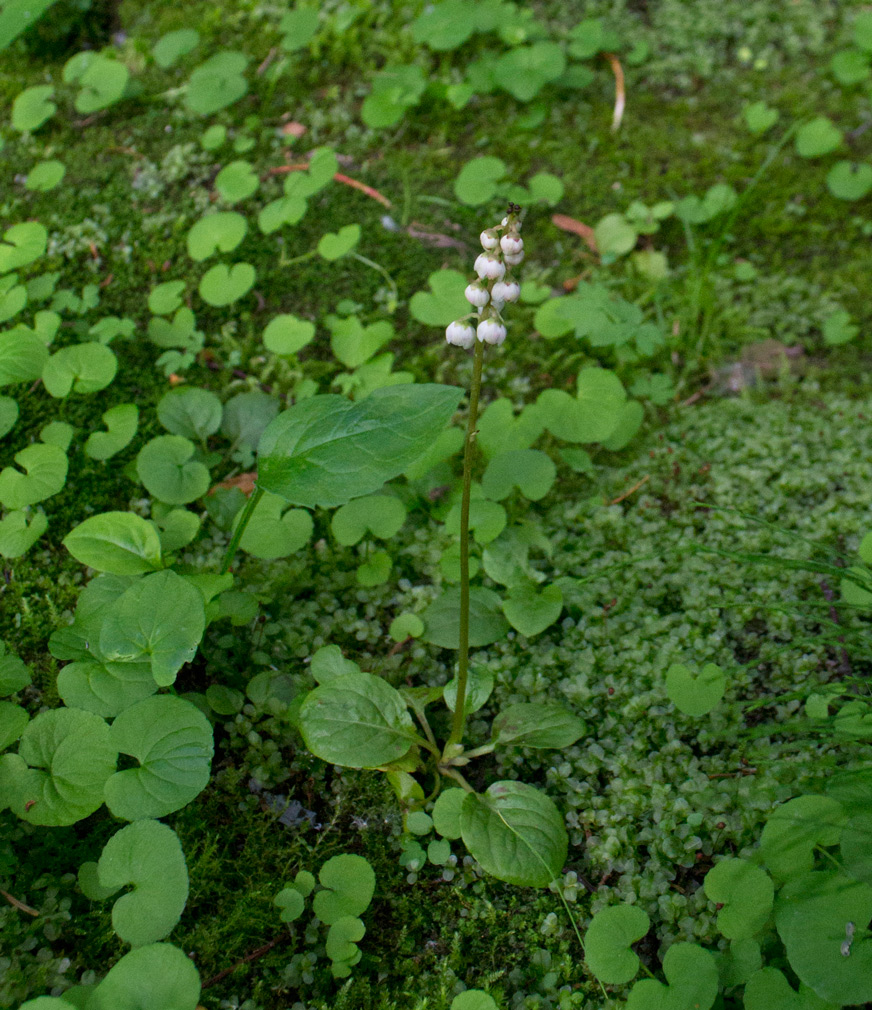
[444,204,523,751]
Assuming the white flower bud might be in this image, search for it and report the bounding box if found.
[446,320,476,348]
[491,298,505,314]
[465,282,490,308]
[477,318,507,345]
[480,229,499,251]
[503,250,524,267]
[500,234,523,256]
[501,216,522,230]
[474,253,506,281]
[491,280,520,304]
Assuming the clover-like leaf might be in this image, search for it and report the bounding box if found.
[361,64,427,127]
[594,213,638,257]
[481,449,556,501]
[409,269,469,326]
[326,915,366,974]
[84,403,139,461]
[96,820,188,946]
[460,780,567,887]
[148,280,186,315]
[626,942,718,1010]
[103,693,213,820]
[703,858,774,939]
[331,494,406,546]
[310,645,360,685]
[744,101,779,135]
[137,435,210,505]
[236,491,313,560]
[68,54,129,113]
[258,384,462,508]
[317,224,361,261]
[422,586,509,649]
[312,853,376,924]
[492,702,584,749]
[776,870,872,1006]
[0,443,67,509]
[279,7,319,50]
[2,707,116,825]
[298,672,419,768]
[25,160,65,192]
[826,161,872,201]
[185,51,248,115]
[198,262,256,306]
[760,795,846,880]
[215,160,259,203]
[585,905,651,984]
[263,314,315,356]
[665,662,726,716]
[0,510,48,558]
[501,583,563,638]
[57,659,157,718]
[274,885,305,922]
[42,342,117,397]
[493,42,566,101]
[88,943,201,1010]
[187,212,247,261]
[327,315,393,368]
[454,156,507,205]
[0,329,49,386]
[99,570,206,686]
[412,0,475,50]
[153,28,199,68]
[157,388,222,442]
[0,222,48,272]
[795,117,842,158]
[12,84,56,132]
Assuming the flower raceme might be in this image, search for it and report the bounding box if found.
[446,207,523,350]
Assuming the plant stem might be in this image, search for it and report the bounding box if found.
[220,487,264,575]
[447,339,485,748]
[351,252,399,308]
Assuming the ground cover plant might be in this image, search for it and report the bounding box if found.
[1,0,872,1008]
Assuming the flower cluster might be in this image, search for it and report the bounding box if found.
[445,205,524,349]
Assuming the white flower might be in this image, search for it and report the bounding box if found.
[500,234,523,256]
[474,253,506,280]
[480,229,499,251]
[491,280,520,303]
[477,318,507,345]
[464,282,490,307]
[503,250,524,267]
[445,320,476,348]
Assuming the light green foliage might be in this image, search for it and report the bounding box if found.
[236,491,313,559]
[743,968,830,1010]
[665,662,726,715]
[84,404,139,461]
[626,942,719,1009]
[279,7,320,51]
[454,157,507,206]
[795,117,842,158]
[0,328,48,385]
[501,582,563,637]
[42,343,117,397]
[492,701,583,749]
[214,160,259,203]
[0,222,47,272]
[389,612,424,642]
[595,213,638,257]
[451,992,498,1010]
[185,51,248,115]
[443,664,493,715]
[198,262,256,305]
[57,659,157,718]
[826,161,872,201]
[409,269,469,326]
[63,52,129,113]
[744,100,779,134]
[187,210,250,262]
[264,314,316,356]
[157,388,222,441]
[361,64,427,127]
[96,820,189,946]
[422,586,509,648]
[63,512,162,575]
[460,781,567,887]
[136,436,210,504]
[584,904,651,984]
[153,28,199,69]
[310,645,360,684]
[703,858,774,938]
[760,796,846,880]
[0,443,67,509]
[24,160,65,192]
[11,85,56,132]
[318,224,361,260]
[148,281,186,315]
[332,494,406,546]
[104,695,213,819]
[258,384,463,508]
[327,315,392,368]
[87,944,200,1010]
[481,449,556,501]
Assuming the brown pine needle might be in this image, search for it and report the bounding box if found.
[604,53,626,132]
[608,474,650,506]
[264,162,392,207]
[1,888,38,916]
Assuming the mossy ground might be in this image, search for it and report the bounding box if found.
[2,1,872,1008]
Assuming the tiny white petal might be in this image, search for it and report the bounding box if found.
[492,280,520,303]
[446,321,476,348]
[500,235,523,255]
[503,250,524,267]
[465,283,490,307]
[477,319,507,345]
[475,254,506,280]
[480,230,499,250]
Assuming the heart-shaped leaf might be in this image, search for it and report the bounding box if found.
[0,509,49,558]
[327,315,393,368]
[104,695,213,820]
[412,0,475,51]
[481,449,556,501]
[0,701,29,751]
[312,853,376,924]
[298,672,419,768]
[0,642,31,695]
[776,870,872,1006]
[99,570,206,686]
[85,403,139,461]
[185,51,248,115]
[584,904,651,984]
[326,916,366,972]
[502,583,563,637]
[137,435,210,505]
[493,42,566,101]
[331,494,406,546]
[57,659,157,718]
[831,48,870,85]
[153,27,199,68]
[310,645,360,685]
[703,858,774,938]
[25,160,65,192]
[492,702,584,749]
[0,395,19,438]
[258,384,462,508]
[214,160,259,203]
[1,707,116,825]
[235,491,313,559]
[760,795,846,880]
[42,342,117,397]
[795,117,842,158]
[744,967,832,1010]
[625,942,718,1010]
[0,222,48,272]
[454,156,507,205]
[665,662,726,716]
[409,269,469,326]
[187,212,247,261]
[279,7,319,50]
[317,224,361,261]
[744,101,779,135]
[12,85,56,132]
[0,329,49,386]
[68,54,129,113]
[263,313,315,356]
[258,195,308,233]
[198,262,255,305]
[460,780,568,887]
[826,161,872,201]
[840,810,872,884]
[96,820,188,945]
[157,388,222,441]
[274,886,306,922]
[148,280,186,315]
[87,943,201,1010]
[422,586,509,649]
[0,443,67,509]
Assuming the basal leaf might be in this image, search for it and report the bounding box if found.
[760,795,846,880]
[88,943,201,1010]
[42,342,117,397]
[331,494,406,545]
[64,512,163,575]
[84,404,139,461]
[625,942,718,1010]
[0,443,67,509]
[501,583,563,637]
[585,904,651,984]
[136,435,210,505]
[312,853,376,924]
[57,659,157,718]
[703,858,774,939]
[185,51,248,115]
[198,262,255,306]
[421,586,509,648]
[665,662,726,716]
[186,212,247,261]
[492,702,584,749]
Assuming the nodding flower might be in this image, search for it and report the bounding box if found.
[445,205,523,352]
